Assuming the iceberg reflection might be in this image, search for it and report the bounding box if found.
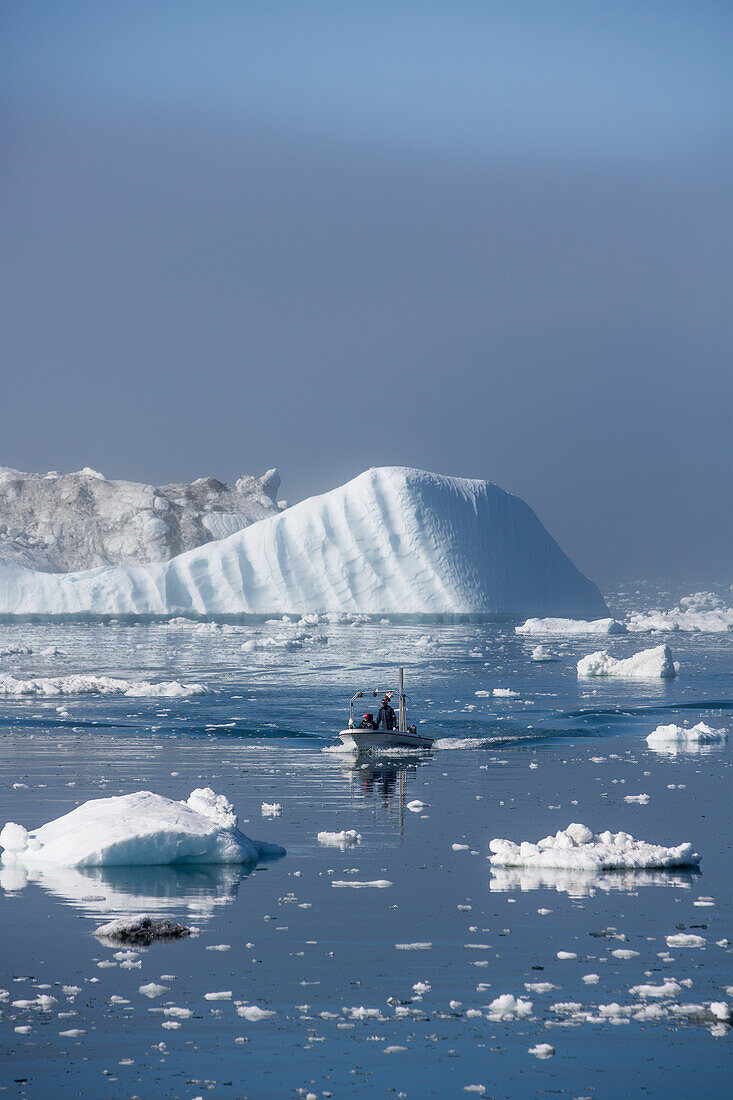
[489,865,699,897]
[0,862,249,920]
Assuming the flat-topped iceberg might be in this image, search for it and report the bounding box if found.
[517,617,626,636]
[577,644,677,679]
[0,788,284,868]
[0,467,607,618]
[489,823,700,873]
[629,592,733,633]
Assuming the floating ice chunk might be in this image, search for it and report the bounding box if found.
[204,991,232,1001]
[629,592,733,633]
[139,983,168,999]
[395,943,432,950]
[517,617,626,636]
[412,981,431,995]
[95,916,192,946]
[406,800,426,813]
[236,1005,274,1021]
[531,645,555,661]
[486,994,532,1021]
[611,949,639,959]
[493,688,519,698]
[317,830,361,847]
[646,722,727,750]
[557,951,577,960]
[528,1043,554,1058]
[583,974,600,984]
[629,980,682,999]
[1,788,285,868]
[489,823,700,873]
[666,933,706,948]
[331,880,392,888]
[261,803,282,817]
[624,794,650,805]
[0,674,207,697]
[577,645,677,680]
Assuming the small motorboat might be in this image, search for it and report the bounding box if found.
[338,668,434,751]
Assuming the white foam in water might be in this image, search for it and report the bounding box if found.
[577,645,677,679]
[0,467,607,617]
[0,788,284,867]
[646,722,727,748]
[488,823,700,873]
[516,617,626,636]
[0,674,207,697]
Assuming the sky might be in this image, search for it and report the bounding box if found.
[2,1,732,585]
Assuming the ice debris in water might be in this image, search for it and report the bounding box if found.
[317,830,361,847]
[95,916,191,946]
[577,645,677,680]
[486,994,532,1021]
[0,787,285,867]
[0,674,207,697]
[489,823,700,873]
[516,617,626,636]
[647,722,727,747]
[406,800,426,812]
[628,591,733,633]
[531,645,555,661]
[528,1043,555,1058]
[261,802,282,817]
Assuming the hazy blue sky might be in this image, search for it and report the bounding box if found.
[2,2,732,584]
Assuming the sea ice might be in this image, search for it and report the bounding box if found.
[629,591,733,633]
[528,1043,554,1058]
[577,645,677,680]
[646,722,727,748]
[0,787,284,867]
[666,933,706,948]
[488,823,700,873]
[317,830,361,847]
[0,674,206,698]
[516,617,626,636]
[95,916,192,946]
[486,994,532,1021]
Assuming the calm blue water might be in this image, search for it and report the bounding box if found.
[1,590,732,1098]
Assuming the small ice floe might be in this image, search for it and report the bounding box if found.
[463,1086,486,1095]
[493,688,519,698]
[531,646,556,662]
[628,591,733,633]
[516,617,626,636]
[0,787,285,868]
[611,949,639,959]
[0,674,207,697]
[577,645,677,680]
[317,830,361,847]
[406,800,426,813]
[583,974,600,984]
[488,822,700,873]
[666,933,706,948]
[486,994,532,1021]
[412,981,431,995]
[624,794,650,805]
[204,991,232,1001]
[95,916,192,947]
[556,951,577,960]
[629,980,682,999]
[139,982,168,998]
[236,1005,274,1021]
[261,802,282,817]
[524,982,557,994]
[528,1043,554,1059]
[331,879,392,889]
[452,843,469,851]
[646,722,727,751]
[395,943,432,950]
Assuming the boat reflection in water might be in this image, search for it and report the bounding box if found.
[339,753,431,832]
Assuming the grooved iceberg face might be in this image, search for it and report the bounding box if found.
[0,467,606,618]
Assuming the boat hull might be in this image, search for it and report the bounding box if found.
[338,729,434,751]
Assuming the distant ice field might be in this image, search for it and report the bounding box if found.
[0,582,731,1098]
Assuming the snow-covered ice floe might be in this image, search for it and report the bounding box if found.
[629,592,733,633]
[0,467,607,618]
[577,645,677,680]
[488,823,700,874]
[0,674,207,697]
[516,617,626,636]
[317,830,361,847]
[0,788,285,868]
[646,722,727,750]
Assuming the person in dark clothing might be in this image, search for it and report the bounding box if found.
[358,712,377,730]
[376,696,397,731]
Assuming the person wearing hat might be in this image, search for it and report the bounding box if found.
[358,712,377,729]
[376,695,397,731]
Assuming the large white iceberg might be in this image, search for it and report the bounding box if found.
[0,788,284,868]
[0,467,607,618]
[488,823,700,873]
[577,645,677,679]
[516,617,626,636]
[0,674,207,698]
